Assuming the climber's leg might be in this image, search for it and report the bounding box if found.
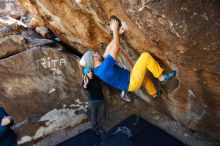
[141,52,164,78]
[128,52,163,95]
[143,76,157,96]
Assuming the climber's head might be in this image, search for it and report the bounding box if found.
[80,50,103,68]
[93,51,102,62]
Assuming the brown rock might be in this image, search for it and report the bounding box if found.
[0,35,28,59]
[12,0,220,140]
[0,1,27,18]
[0,27,141,145]
[0,31,88,144]
[35,27,49,37]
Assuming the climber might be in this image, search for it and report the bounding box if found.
[80,15,176,98]
[0,107,17,146]
[82,67,106,135]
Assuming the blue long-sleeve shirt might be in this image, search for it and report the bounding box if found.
[94,55,130,91]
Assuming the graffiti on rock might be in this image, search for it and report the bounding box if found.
[37,57,67,75]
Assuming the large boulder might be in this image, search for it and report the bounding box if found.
[0,27,88,144]
[0,27,144,145]
[17,0,220,139]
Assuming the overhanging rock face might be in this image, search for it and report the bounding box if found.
[12,0,220,140]
[0,26,144,145]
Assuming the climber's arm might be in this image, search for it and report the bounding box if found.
[104,20,121,60]
[103,44,122,60]
[107,30,120,60]
[108,35,120,60]
[103,40,113,58]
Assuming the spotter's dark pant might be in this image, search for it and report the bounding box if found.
[88,100,106,132]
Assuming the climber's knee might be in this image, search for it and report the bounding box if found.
[128,82,142,92]
[140,52,151,58]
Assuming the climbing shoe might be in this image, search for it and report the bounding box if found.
[152,90,162,99]
[121,91,131,102]
[161,70,176,83]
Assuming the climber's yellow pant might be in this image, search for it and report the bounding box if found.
[128,52,163,95]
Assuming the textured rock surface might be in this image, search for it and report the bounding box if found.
[0,1,27,18]
[0,27,89,145]
[0,26,176,146]
[17,0,220,139]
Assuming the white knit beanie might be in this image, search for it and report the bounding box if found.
[79,51,94,68]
